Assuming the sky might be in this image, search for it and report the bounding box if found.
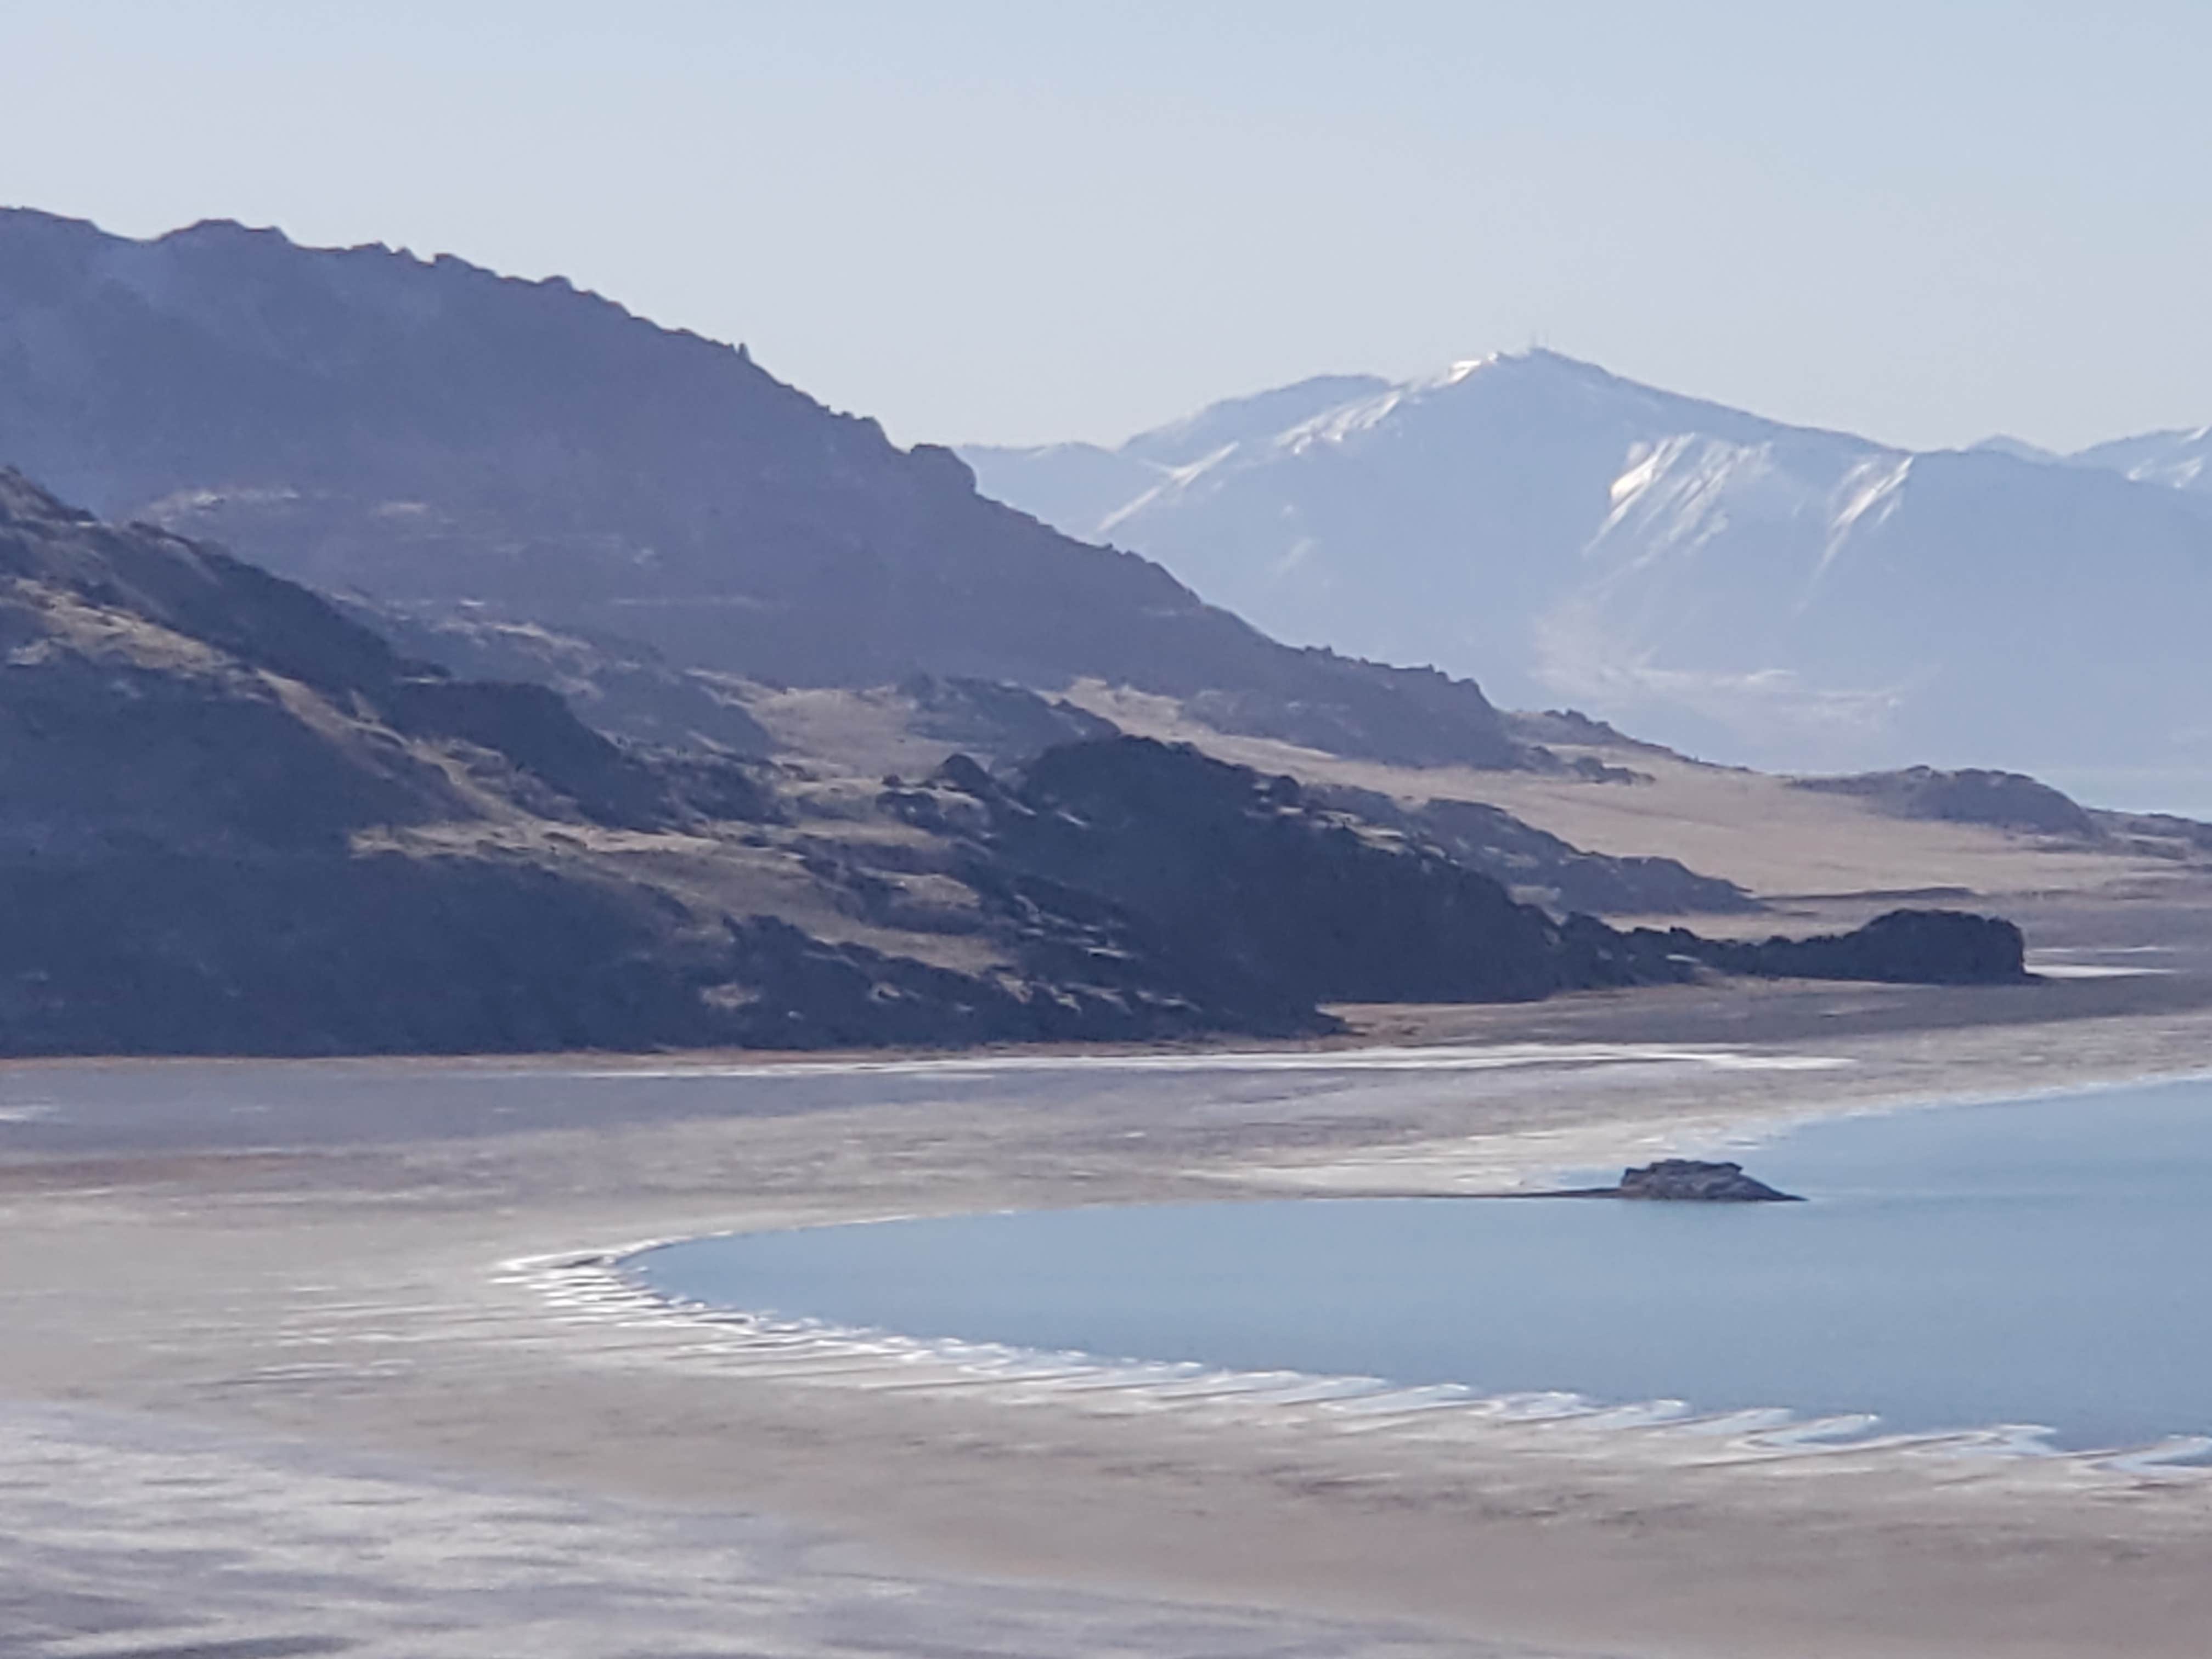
[5,1,2211,453]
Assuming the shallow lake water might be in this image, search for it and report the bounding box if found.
[636,1077,2212,1453]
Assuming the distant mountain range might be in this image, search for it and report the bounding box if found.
[0,207,2045,1055]
[0,208,1527,772]
[964,354,2212,790]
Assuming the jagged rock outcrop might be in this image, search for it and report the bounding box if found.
[889,740,1679,1005]
[711,915,1308,1048]
[1634,908,2029,986]
[1558,1160,1802,1201]
[1502,708,1680,757]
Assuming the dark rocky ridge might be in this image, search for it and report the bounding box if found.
[1792,766,2100,838]
[2090,808,2212,865]
[1312,783,1757,916]
[889,739,2030,1005]
[0,472,1304,1053]
[0,207,1530,772]
[340,599,776,758]
[891,745,1655,1006]
[0,467,775,843]
[0,477,2035,1057]
[1626,909,2031,986]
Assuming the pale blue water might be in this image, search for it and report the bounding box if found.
[635,1078,2212,1452]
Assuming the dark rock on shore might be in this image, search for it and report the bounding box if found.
[1615,1160,1801,1201]
[1545,1160,1802,1202]
[1629,908,2030,985]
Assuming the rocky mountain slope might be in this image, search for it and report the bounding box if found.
[336,600,778,758]
[0,471,767,849]
[1310,785,1757,915]
[0,471,2019,1054]
[889,744,1651,1006]
[887,740,2022,998]
[1791,767,2101,838]
[964,352,2212,788]
[0,470,1305,1053]
[0,208,1527,772]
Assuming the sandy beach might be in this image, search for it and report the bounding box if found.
[7,959,2212,1658]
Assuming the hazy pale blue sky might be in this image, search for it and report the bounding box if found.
[6,1,2211,452]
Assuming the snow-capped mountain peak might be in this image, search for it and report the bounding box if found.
[961,356,2212,786]
[2073,425,2212,493]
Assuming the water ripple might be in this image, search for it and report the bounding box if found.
[494,1247,2212,1489]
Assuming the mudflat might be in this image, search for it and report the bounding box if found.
[6,958,2212,1658]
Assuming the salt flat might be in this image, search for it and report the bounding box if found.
[6,963,2212,1658]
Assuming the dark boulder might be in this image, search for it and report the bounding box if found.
[1529,1159,1800,1201]
[1646,908,2029,986]
[1612,1160,1801,1201]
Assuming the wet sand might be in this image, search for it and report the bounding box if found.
[6,968,2212,1657]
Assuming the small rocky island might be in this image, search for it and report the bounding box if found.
[1545,1159,1803,1203]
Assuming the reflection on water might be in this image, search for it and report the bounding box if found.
[637,1078,2212,1452]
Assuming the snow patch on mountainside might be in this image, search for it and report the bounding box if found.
[2074,426,2212,494]
[960,353,2212,786]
